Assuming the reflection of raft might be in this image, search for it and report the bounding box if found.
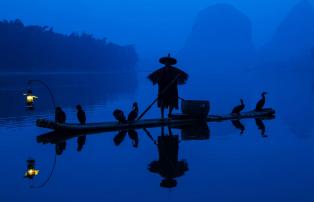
[36,109,275,134]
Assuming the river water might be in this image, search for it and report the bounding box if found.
[0,70,313,202]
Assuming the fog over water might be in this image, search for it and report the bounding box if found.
[1,0,313,58]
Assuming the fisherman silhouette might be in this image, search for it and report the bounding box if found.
[55,107,66,124]
[148,54,188,119]
[148,127,188,188]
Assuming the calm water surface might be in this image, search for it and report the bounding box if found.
[0,70,313,202]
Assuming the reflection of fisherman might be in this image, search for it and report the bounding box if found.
[148,127,188,188]
[24,90,38,106]
[148,54,188,119]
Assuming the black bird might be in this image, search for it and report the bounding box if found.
[231,99,245,114]
[55,107,66,123]
[128,102,139,122]
[76,105,86,124]
[255,92,267,111]
[113,109,127,124]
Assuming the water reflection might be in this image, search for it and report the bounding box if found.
[56,141,67,156]
[255,118,267,138]
[113,130,139,148]
[35,120,273,189]
[77,135,87,152]
[231,120,245,135]
[179,121,210,141]
[113,130,127,146]
[148,127,188,188]
[24,159,39,179]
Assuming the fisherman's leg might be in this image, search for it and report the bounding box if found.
[160,106,165,119]
[168,106,174,118]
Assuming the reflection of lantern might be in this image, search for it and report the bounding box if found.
[23,90,38,107]
[25,159,39,179]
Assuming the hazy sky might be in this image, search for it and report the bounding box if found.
[0,0,312,58]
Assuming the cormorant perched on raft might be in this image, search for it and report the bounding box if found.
[76,105,86,124]
[55,107,66,124]
[255,92,267,111]
[113,109,127,124]
[231,99,245,115]
[128,102,139,122]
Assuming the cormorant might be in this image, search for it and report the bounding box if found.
[55,107,66,124]
[231,99,245,114]
[76,105,86,124]
[128,102,139,122]
[113,109,127,124]
[255,92,267,111]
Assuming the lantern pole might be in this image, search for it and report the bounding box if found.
[30,154,57,189]
[28,80,56,109]
[24,80,58,188]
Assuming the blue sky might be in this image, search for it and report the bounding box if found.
[0,0,311,58]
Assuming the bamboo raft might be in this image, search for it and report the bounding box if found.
[36,108,275,134]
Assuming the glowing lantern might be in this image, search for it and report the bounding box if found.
[23,90,38,107]
[24,159,39,179]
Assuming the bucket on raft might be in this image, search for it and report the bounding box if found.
[181,100,210,118]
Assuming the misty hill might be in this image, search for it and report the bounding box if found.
[180,3,255,72]
[0,19,138,72]
[258,0,314,70]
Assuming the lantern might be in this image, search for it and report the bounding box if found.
[23,90,38,108]
[24,159,39,179]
